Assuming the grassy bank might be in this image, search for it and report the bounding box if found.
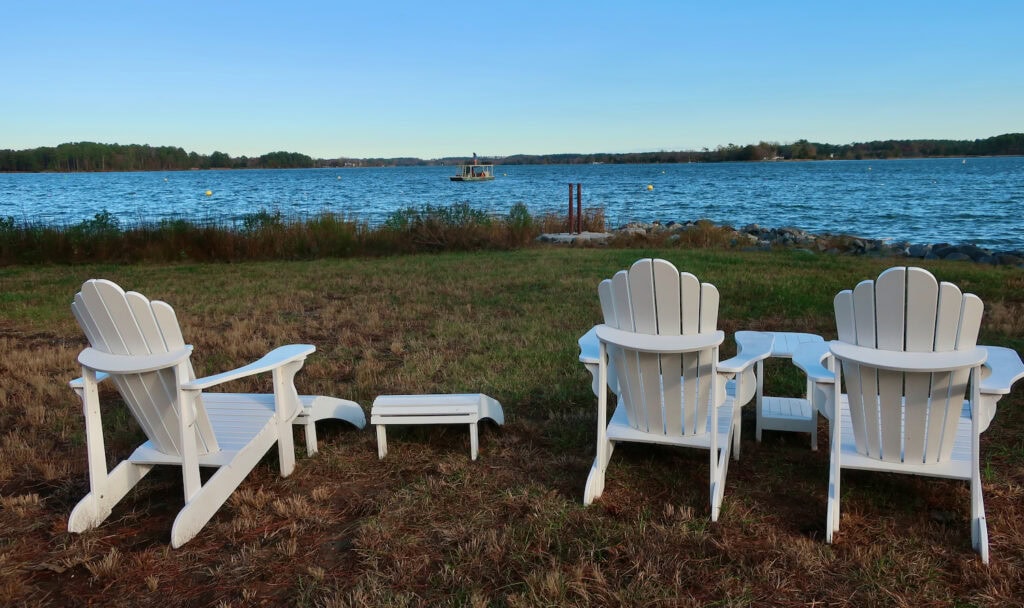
[1,249,1023,606]
[0,204,607,265]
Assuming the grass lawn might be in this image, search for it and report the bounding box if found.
[2,247,1023,606]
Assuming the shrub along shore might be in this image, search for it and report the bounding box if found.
[3,203,1021,266]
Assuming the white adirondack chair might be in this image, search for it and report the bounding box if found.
[583,259,772,520]
[794,266,1024,563]
[67,279,365,547]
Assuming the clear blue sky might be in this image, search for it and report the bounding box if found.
[3,2,1022,159]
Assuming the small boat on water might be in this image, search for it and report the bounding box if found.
[450,153,495,181]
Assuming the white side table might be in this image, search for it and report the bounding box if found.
[739,331,824,450]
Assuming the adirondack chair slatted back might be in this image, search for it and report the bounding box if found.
[834,267,982,463]
[599,259,720,436]
[73,279,218,456]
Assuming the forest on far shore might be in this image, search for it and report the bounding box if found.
[2,133,1022,173]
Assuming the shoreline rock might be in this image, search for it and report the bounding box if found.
[538,219,1024,267]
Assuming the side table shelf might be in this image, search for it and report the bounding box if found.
[738,331,824,450]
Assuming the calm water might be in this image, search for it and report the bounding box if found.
[2,157,1022,250]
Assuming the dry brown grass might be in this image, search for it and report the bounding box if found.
[1,249,1023,606]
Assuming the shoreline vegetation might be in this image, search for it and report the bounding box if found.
[1,249,1023,605]
[2,203,1022,267]
[2,133,1023,173]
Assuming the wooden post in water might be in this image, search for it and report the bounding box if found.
[568,183,574,234]
[576,183,582,233]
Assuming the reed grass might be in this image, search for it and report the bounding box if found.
[0,204,608,265]
[1,248,1023,606]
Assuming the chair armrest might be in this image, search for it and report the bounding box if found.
[182,344,315,391]
[718,331,774,374]
[578,325,600,365]
[69,371,110,389]
[78,346,193,374]
[793,342,834,383]
[979,346,1024,396]
[595,325,724,354]
[830,341,987,372]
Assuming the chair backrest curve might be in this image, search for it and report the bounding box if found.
[599,258,720,436]
[73,279,218,456]
[833,266,983,463]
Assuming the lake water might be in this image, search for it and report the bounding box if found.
[2,157,1022,250]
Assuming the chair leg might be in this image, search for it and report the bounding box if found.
[732,408,742,460]
[276,418,296,477]
[71,368,154,533]
[808,377,818,451]
[68,461,152,533]
[972,469,989,563]
[303,417,318,456]
[376,425,388,459]
[755,359,764,443]
[469,422,479,460]
[826,444,837,540]
[711,431,733,522]
[810,415,818,451]
[583,439,614,505]
[170,426,280,548]
[827,461,840,542]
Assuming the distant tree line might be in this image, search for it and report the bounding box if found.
[492,133,1024,165]
[2,134,1021,173]
[328,133,1024,167]
[0,142,316,172]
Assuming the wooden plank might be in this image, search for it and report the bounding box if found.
[679,272,700,334]
[651,260,682,435]
[903,373,931,463]
[925,371,953,463]
[933,282,962,351]
[611,270,633,331]
[957,294,984,349]
[852,280,877,348]
[72,295,103,351]
[629,260,663,432]
[79,281,130,355]
[598,279,615,325]
[905,267,939,352]
[939,368,972,460]
[874,267,906,352]
[834,291,856,344]
[126,292,166,353]
[859,365,881,458]
[842,361,868,454]
[96,281,149,356]
[611,269,641,428]
[661,350,684,434]
[699,283,719,334]
[696,349,713,428]
[652,259,681,335]
[681,351,699,434]
[663,352,683,436]
[639,351,663,434]
[877,369,903,462]
[628,259,657,335]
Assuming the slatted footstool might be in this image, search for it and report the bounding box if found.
[370,393,505,460]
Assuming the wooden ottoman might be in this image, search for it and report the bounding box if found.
[370,393,504,460]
